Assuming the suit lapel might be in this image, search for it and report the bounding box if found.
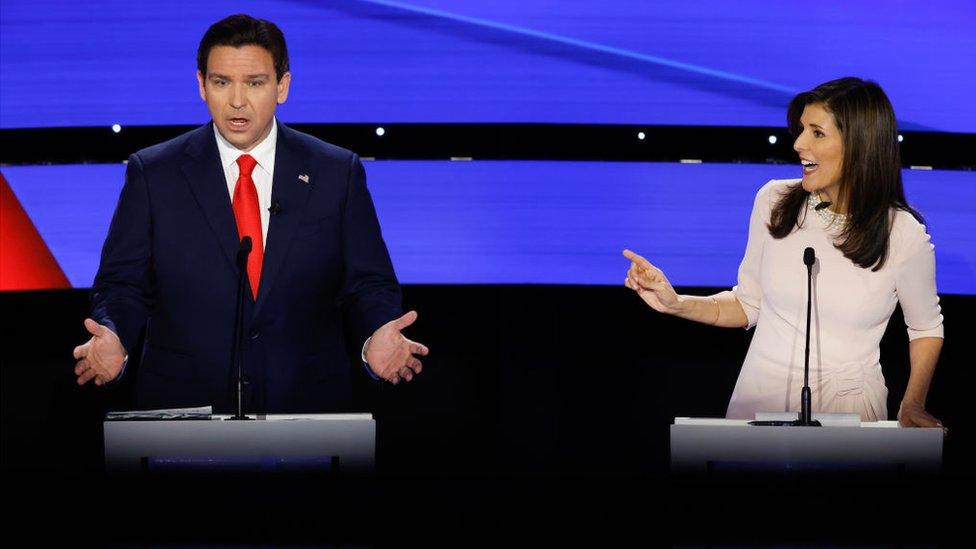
[253,123,313,316]
[181,124,241,274]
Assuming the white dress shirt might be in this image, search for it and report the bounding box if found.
[212,118,378,373]
[213,118,277,247]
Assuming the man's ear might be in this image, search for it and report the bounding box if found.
[197,70,207,102]
[276,72,292,104]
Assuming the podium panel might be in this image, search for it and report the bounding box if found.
[104,413,375,474]
[670,417,942,473]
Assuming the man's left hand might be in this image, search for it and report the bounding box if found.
[365,310,429,384]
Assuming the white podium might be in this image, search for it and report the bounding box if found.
[670,415,943,474]
[104,413,376,474]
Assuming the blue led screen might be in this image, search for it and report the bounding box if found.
[2,1,974,130]
[4,161,974,294]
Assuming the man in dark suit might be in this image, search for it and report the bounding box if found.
[72,14,427,413]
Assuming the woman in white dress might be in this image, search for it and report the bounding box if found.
[623,77,944,427]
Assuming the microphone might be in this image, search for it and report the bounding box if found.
[749,247,822,427]
[238,235,252,257]
[269,200,282,216]
[229,236,254,421]
[814,201,832,211]
[798,247,821,427]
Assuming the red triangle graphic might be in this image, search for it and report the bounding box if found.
[0,171,72,290]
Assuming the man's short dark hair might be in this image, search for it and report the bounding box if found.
[197,14,289,81]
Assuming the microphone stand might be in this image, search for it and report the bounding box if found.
[228,236,253,421]
[797,247,821,427]
[749,247,821,427]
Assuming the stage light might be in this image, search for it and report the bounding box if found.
[112,124,121,133]
[637,131,645,140]
[768,135,777,144]
[376,127,386,137]
[898,134,904,142]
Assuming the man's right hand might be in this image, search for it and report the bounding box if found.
[73,318,126,386]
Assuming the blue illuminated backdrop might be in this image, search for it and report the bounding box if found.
[2,0,974,130]
[2,2,973,293]
[3,162,973,293]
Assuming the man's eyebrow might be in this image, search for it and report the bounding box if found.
[207,72,271,81]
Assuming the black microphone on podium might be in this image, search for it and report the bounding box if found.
[228,236,253,421]
[797,247,822,427]
[749,247,822,427]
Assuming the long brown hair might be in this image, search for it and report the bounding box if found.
[767,77,923,271]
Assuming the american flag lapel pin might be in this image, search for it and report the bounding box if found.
[298,174,310,184]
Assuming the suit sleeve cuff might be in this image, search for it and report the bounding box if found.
[362,337,381,381]
[102,325,129,385]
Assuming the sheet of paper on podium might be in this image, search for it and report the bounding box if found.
[105,406,213,421]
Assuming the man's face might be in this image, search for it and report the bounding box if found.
[197,45,291,152]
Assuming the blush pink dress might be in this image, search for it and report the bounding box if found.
[727,179,944,421]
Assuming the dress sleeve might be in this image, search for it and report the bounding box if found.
[894,218,944,340]
[731,182,773,330]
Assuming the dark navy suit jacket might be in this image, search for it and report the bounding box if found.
[92,122,402,413]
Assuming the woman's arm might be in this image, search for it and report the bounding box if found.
[891,214,945,428]
[897,336,944,428]
[675,291,749,328]
[623,250,748,328]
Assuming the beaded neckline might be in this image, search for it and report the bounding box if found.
[807,192,848,229]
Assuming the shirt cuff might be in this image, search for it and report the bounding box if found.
[112,355,129,384]
[362,337,381,381]
[731,285,760,330]
[907,323,944,341]
[102,325,129,385]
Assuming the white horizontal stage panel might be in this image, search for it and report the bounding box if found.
[671,417,942,473]
[104,413,375,474]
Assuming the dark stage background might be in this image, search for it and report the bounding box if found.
[2,286,974,544]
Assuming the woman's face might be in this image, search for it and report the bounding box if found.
[793,103,845,204]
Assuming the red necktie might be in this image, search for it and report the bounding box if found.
[233,154,263,300]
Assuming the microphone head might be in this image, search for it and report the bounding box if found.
[804,247,815,266]
[240,236,253,253]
